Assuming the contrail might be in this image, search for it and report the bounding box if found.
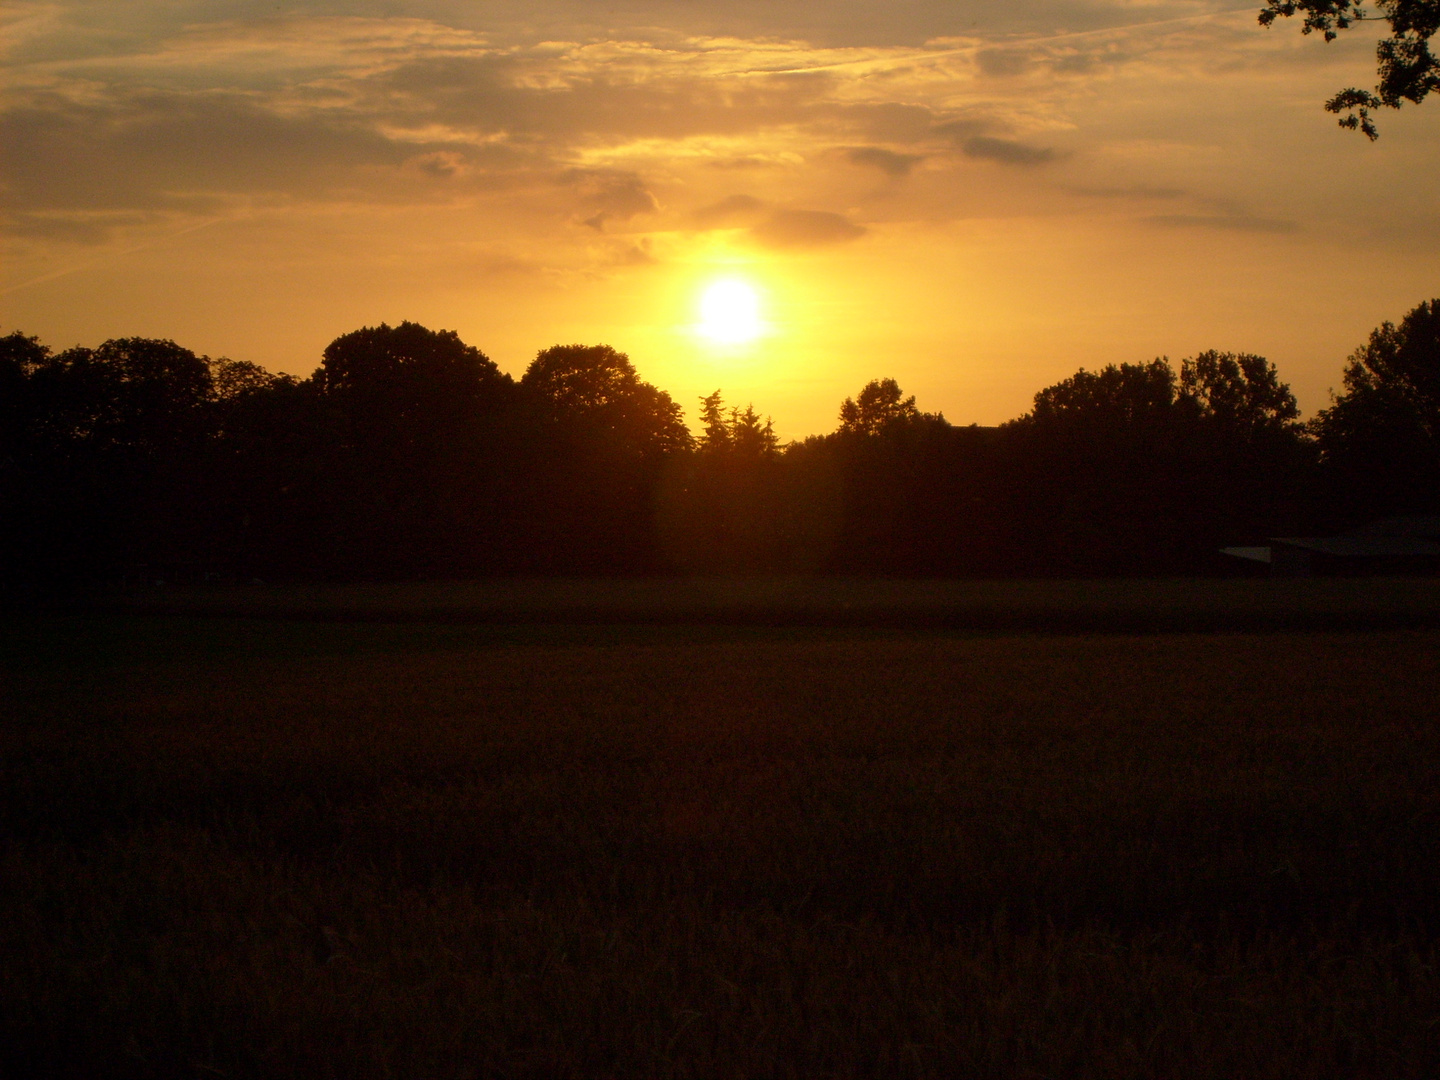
[718,6,1259,78]
[1,214,225,298]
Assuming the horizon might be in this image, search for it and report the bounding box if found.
[3,1,1438,439]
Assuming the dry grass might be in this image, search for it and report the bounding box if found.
[3,609,1439,1078]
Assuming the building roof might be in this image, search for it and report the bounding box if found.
[1222,516,1440,564]
[1270,515,1440,558]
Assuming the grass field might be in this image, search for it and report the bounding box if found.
[4,580,1440,1077]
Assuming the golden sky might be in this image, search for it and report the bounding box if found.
[2,1,1437,437]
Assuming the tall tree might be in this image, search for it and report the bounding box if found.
[1310,298,1440,514]
[3,337,222,584]
[311,322,520,576]
[658,390,784,573]
[1007,356,1310,572]
[521,345,689,571]
[1260,0,1440,137]
[697,390,778,459]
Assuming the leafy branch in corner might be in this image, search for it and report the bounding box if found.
[1259,0,1440,137]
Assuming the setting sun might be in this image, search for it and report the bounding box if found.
[698,279,762,345]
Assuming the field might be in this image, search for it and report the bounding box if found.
[4,579,1440,1078]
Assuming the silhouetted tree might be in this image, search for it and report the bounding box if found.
[1,336,223,584]
[522,345,689,457]
[697,389,732,454]
[521,345,688,571]
[317,322,512,431]
[0,330,49,462]
[308,322,521,577]
[659,391,786,572]
[838,378,923,435]
[1178,351,1301,433]
[1260,0,1439,136]
[1311,298,1440,516]
[0,317,1364,587]
[823,379,986,573]
[1005,356,1311,573]
[34,337,215,454]
[697,390,779,459]
[1027,359,1178,429]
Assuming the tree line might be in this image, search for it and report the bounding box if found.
[2,300,1437,589]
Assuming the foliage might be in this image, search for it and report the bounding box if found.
[509,346,684,571]
[1310,297,1440,512]
[697,389,779,458]
[1027,358,1178,428]
[3,302,1435,586]
[30,337,215,452]
[838,377,926,435]
[1259,0,1440,136]
[1178,350,1301,433]
[522,344,690,457]
[1005,355,1312,573]
[317,321,511,432]
[658,391,789,573]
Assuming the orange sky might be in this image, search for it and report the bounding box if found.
[2,1,1437,438]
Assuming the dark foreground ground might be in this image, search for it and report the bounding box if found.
[3,579,1440,1078]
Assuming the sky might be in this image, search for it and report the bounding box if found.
[2,1,1437,437]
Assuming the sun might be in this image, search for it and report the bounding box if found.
[698,279,762,345]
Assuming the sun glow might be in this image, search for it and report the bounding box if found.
[698,279,762,345]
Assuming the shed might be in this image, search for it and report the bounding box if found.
[1221,516,1440,577]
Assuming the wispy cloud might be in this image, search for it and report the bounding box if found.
[751,209,866,248]
[844,146,924,176]
[961,135,1059,166]
[1145,212,1300,233]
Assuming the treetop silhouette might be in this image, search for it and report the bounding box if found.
[698,390,779,458]
[838,378,931,435]
[1310,298,1440,512]
[5,299,1437,586]
[523,344,691,457]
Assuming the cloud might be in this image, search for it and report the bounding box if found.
[1069,184,1186,200]
[1145,213,1300,234]
[566,169,659,226]
[844,146,923,177]
[691,193,766,227]
[750,209,866,248]
[0,88,422,214]
[613,238,657,265]
[3,210,151,245]
[961,135,1058,166]
[975,48,1031,77]
[931,117,993,143]
[406,151,468,178]
[706,156,787,169]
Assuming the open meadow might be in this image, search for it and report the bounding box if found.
[4,579,1440,1078]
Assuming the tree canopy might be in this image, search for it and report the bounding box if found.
[1310,298,1440,511]
[697,390,779,458]
[838,378,929,435]
[317,321,510,426]
[1260,0,1440,136]
[522,344,690,457]
[1178,351,1301,434]
[8,302,1440,587]
[1025,359,1177,429]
